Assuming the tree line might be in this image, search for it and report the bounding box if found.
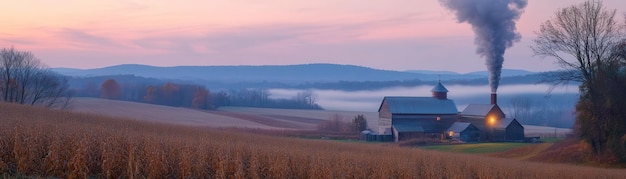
[0,47,71,108]
[92,78,321,110]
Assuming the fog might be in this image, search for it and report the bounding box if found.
[269,84,579,112]
[269,84,578,128]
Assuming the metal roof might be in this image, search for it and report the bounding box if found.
[379,97,458,115]
[461,104,496,116]
[431,82,449,92]
[392,121,424,133]
[494,118,522,129]
[447,122,473,133]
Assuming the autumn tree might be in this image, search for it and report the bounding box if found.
[161,83,180,106]
[101,79,121,100]
[143,85,158,103]
[532,0,626,162]
[191,87,211,109]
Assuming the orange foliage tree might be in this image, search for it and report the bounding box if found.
[143,85,157,103]
[100,79,121,100]
[191,87,211,109]
[161,83,180,106]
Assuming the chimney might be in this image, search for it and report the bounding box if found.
[491,93,497,105]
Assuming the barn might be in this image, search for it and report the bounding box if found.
[378,82,458,142]
[446,122,480,142]
[376,83,526,143]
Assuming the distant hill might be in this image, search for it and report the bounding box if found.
[53,63,538,84]
[404,70,460,75]
[405,69,535,77]
[464,69,535,77]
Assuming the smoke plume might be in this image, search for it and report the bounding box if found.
[439,0,527,92]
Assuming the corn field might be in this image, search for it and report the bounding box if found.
[1,102,625,178]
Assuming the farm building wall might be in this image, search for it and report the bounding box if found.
[505,120,524,141]
[459,116,489,141]
[392,114,457,133]
[460,105,506,141]
[459,125,480,142]
[378,100,392,134]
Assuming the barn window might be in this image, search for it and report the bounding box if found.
[436,116,441,121]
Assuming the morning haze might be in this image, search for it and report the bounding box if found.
[1,0,626,178]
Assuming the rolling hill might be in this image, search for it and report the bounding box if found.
[53,63,537,83]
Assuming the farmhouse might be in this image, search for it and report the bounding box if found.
[377,82,525,142]
[459,103,506,141]
[378,82,458,142]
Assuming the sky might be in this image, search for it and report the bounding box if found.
[1,0,625,73]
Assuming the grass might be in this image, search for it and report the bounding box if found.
[541,137,566,143]
[2,102,626,178]
[420,143,533,154]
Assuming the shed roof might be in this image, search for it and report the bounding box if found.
[494,118,523,129]
[431,82,449,92]
[447,122,473,133]
[379,97,458,115]
[392,121,424,133]
[461,104,496,116]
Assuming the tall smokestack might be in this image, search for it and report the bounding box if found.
[491,92,497,105]
[439,0,527,92]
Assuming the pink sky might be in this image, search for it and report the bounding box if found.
[1,0,625,73]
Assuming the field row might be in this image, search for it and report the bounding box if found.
[1,102,624,178]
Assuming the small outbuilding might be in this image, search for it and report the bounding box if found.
[492,118,525,142]
[460,104,506,141]
[446,122,480,142]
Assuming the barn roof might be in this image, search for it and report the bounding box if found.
[460,104,496,116]
[392,121,424,133]
[379,97,458,115]
[494,118,523,129]
[447,122,473,133]
[431,82,449,92]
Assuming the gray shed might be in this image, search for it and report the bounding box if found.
[492,118,525,141]
[446,122,480,142]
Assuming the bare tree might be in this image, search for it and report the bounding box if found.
[532,0,626,160]
[508,96,534,122]
[295,90,317,106]
[0,47,72,108]
[532,0,624,85]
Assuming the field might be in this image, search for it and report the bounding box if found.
[71,97,569,137]
[2,102,626,178]
[70,97,379,130]
[420,143,533,154]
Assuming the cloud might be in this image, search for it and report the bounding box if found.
[55,28,117,48]
[127,12,438,55]
[0,37,37,46]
